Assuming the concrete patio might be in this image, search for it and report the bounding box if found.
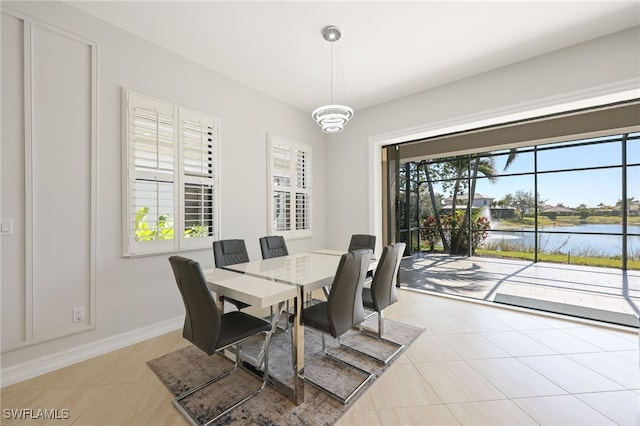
[399,253,640,327]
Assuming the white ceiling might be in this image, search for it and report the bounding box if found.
[67,1,640,113]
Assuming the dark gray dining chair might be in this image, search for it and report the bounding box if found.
[358,242,406,364]
[168,256,272,426]
[348,234,376,252]
[259,235,289,259]
[301,249,374,404]
[213,239,251,310]
[259,235,291,329]
[348,234,376,280]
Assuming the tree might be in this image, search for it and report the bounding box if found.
[416,148,519,255]
[420,154,498,254]
[617,197,638,207]
[496,194,514,209]
[513,190,536,219]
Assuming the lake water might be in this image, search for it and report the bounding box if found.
[484,223,640,257]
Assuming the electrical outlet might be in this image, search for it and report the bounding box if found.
[73,306,85,322]
[1,219,12,235]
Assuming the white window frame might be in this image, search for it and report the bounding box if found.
[267,133,312,240]
[122,89,219,256]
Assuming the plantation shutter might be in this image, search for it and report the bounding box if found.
[295,147,311,232]
[180,109,216,248]
[126,92,177,254]
[268,134,312,239]
[123,89,219,256]
[271,143,292,233]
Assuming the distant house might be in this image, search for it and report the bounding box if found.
[541,205,575,218]
[440,193,517,219]
[442,193,494,210]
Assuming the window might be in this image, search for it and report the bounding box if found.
[268,134,312,239]
[394,131,640,269]
[123,89,218,256]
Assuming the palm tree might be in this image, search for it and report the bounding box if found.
[616,197,638,208]
[421,154,498,254]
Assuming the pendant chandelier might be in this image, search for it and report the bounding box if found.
[312,26,353,133]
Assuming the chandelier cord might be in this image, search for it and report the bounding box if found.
[330,41,334,104]
[312,25,353,133]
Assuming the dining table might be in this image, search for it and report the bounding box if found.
[204,250,377,405]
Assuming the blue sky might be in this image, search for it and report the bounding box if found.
[454,135,639,208]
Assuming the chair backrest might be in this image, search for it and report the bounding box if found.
[370,242,406,311]
[327,249,373,337]
[169,256,221,355]
[213,239,249,267]
[259,236,289,259]
[348,234,376,253]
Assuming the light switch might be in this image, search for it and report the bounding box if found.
[1,219,12,235]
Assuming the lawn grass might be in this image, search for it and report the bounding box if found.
[496,215,640,228]
[474,249,640,270]
[416,244,639,270]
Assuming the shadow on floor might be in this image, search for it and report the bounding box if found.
[398,252,640,327]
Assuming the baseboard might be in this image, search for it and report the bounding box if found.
[0,316,183,388]
[493,293,640,328]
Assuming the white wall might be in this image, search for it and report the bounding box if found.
[1,1,325,379]
[324,26,640,252]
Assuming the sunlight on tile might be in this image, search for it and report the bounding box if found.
[513,394,617,425]
[451,312,514,333]
[485,311,554,330]
[468,358,566,398]
[519,355,626,394]
[561,327,638,351]
[414,361,506,404]
[366,363,442,409]
[612,349,640,365]
[567,351,640,389]
[335,409,382,426]
[575,390,640,426]
[447,400,537,425]
[347,392,375,412]
[403,333,461,363]
[438,333,510,359]
[376,405,459,426]
[480,331,557,356]
[414,313,476,335]
[520,328,603,353]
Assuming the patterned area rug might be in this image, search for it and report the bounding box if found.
[147,316,424,425]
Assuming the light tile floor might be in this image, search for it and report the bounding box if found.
[337,290,640,426]
[1,279,638,425]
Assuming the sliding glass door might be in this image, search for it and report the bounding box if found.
[383,102,640,270]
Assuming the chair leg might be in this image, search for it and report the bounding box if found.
[304,333,373,405]
[173,330,271,426]
[351,310,405,365]
[358,310,377,334]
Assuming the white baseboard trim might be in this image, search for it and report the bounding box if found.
[0,316,183,388]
